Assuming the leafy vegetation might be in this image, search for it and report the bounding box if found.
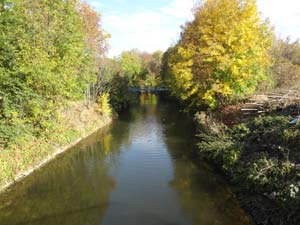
[162,0,273,109]
[196,113,300,224]
[109,75,136,112]
[159,1,300,224]
[2,0,300,223]
[119,49,163,88]
[0,0,115,187]
[100,50,164,112]
[272,38,300,90]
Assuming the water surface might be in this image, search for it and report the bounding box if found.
[0,93,252,225]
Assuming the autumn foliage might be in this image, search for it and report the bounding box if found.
[0,0,109,145]
[162,0,273,108]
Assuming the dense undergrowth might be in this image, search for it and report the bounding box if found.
[196,112,300,224]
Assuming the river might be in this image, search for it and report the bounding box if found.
[0,93,252,225]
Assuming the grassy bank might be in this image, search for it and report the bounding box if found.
[196,112,300,224]
[0,101,112,192]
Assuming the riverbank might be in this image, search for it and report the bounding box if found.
[0,94,253,225]
[195,111,300,225]
[0,102,112,193]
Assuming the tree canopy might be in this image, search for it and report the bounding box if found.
[0,0,109,144]
[162,0,273,108]
[118,49,163,88]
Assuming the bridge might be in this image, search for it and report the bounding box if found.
[129,87,168,93]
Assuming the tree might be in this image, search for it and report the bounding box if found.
[79,2,110,103]
[150,51,163,76]
[79,2,109,57]
[119,50,142,85]
[0,0,109,145]
[272,37,300,90]
[163,0,273,108]
[118,50,163,88]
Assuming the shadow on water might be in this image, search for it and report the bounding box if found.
[0,93,252,225]
[0,122,132,225]
[158,100,251,225]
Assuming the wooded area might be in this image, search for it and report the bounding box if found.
[160,1,300,224]
[1,0,300,224]
[0,1,109,145]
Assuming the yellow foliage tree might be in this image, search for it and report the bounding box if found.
[163,0,273,108]
[163,46,201,108]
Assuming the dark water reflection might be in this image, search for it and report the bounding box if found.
[0,93,252,225]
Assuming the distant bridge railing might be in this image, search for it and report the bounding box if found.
[129,87,168,93]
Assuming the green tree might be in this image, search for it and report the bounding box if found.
[0,0,108,145]
[143,51,163,87]
[120,50,142,85]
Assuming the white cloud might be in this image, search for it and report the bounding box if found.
[104,11,168,32]
[101,0,300,57]
[160,0,195,19]
[257,0,300,39]
[103,0,195,57]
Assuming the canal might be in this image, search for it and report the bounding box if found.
[0,93,251,225]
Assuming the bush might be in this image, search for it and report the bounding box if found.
[196,114,300,223]
[97,93,112,117]
[109,76,136,112]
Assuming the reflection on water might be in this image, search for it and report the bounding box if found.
[0,129,118,225]
[0,93,252,225]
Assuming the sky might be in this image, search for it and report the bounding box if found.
[86,0,300,57]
